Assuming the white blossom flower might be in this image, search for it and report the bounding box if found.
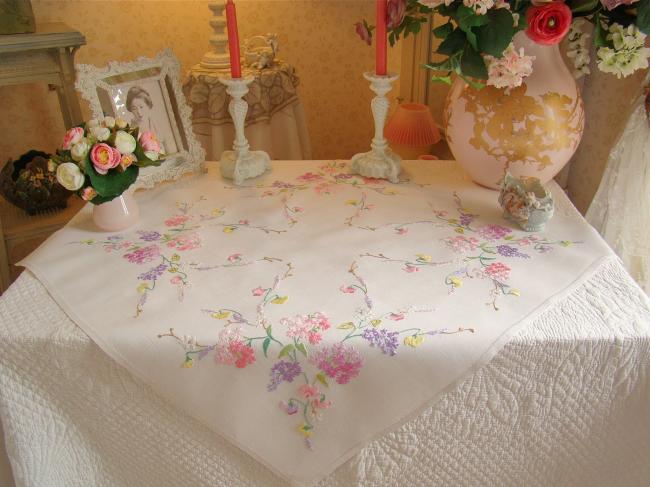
[463,0,495,15]
[484,43,535,90]
[597,23,650,78]
[566,19,591,79]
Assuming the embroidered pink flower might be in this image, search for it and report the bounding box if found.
[164,214,191,227]
[279,400,299,415]
[484,262,511,281]
[404,264,420,273]
[238,220,249,225]
[281,313,331,345]
[389,312,405,321]
[477,224,512,241]
[90,143,121,175]
[228,253,242,263]
[230,341,255,368]
[167,233,201,251]
[252,286,266,296]
[170,275,183,285]
[310,343,363,385]
[444,235,480,253]
[298,384,320,399]
[62,127,84,150]
[396,227,408,235]
[214,328,255,368]
[123,244,160,264]
[293,207,304,213]
[340,285,356,294]
[297,172,324,183]
[312,397,332,409]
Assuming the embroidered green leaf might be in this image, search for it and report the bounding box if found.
[262,337,271,357]
[296,342,308,357]
[266,325,273,337]
[337,322,355,330]
[316,372,329,388]
[278,344,295,358]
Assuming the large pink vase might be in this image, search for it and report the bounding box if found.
[444,32,585,189]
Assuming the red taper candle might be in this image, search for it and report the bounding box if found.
[375,0,388,76]
[225,0,242,78]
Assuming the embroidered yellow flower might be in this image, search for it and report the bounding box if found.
[171,254,180,262]
[450,277,463,288]
[455,228,465,234]
[415,253,432,263]
[510,289,521,296]
[271,296,288,304]
[182,358,194,368]
[298,423,313,437]
[448,218,458,224]
[137,282,150,294]
[211,310,231,319]
[211,208,224,217]
[404,335,424,347]
[345,199,358,206]
[370,319,382,327]
[560,240,572,247]
[223,226,235,233]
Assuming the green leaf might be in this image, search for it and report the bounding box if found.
[433,22,453,39]
[593,14,609,47]
[85,159,139,198]
[436,28,466,56]
[296,342,308,357]
[461,43,488,80]
[315,372,329,388]
[133,144,164,168]
[430,74,453,85]
[637,0,650,35]
[476,8,514,57]
[570,0,600,14]
[278,344,295,359]
[456,5,489,50]
[262,337,271,358]
[266,325,273,337]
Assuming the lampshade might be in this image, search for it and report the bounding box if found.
[385,103,441,147]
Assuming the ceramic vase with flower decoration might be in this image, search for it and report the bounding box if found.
[444,31,585,189]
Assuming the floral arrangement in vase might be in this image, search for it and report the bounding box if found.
[48,116,164,205]
[356,0,650,89]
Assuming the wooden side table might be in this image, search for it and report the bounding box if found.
[0,22,86,129]
[0,197,85,293]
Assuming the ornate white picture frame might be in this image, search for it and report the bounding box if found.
[75,49,205,190]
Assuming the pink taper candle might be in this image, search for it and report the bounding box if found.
[225,0,242,78]
[375,0,388,76]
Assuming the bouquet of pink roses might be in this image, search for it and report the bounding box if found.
[48,117,164,204]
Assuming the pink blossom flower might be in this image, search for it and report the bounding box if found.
[170,275,182,285]
[281,312,330,346]
[444,235,481,253]
[167,233,201,251]
[299,384,319,399]
[90,143,121,175]
[484,262,511,281]
[310,343,363,385]
[354,21,372,46]
[477,224,512,241]
[485,44,535,90]
[312,397,332,409]
[123,244,160,264]
[297,172,324,183]
[404,264,419,273]
[62,127,84,150]
[252,286,266,296]
[214,328,255,368]
[340,285,356,294]
[139,131,161,153]
[389,312,405,321]
[164,214,191,227]
[228,253,242,263]
[387,0,407,30]
[81,187,97,201]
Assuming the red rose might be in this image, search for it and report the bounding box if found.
[525,1,572,45]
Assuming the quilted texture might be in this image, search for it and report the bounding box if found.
[1,258,649,487]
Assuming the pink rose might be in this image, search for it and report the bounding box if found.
[139,131,161,153]
[387,0,406,30]
[90,143,121,175]
[62,127,84,150]
[525,1,572,45]
[354,21,372,46]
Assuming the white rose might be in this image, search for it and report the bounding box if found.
[114,130,136,155]
[103,116,116,128]
[115,117,127,129]
[87,118,99,129]
[91,126,111,141]
[56,162,85,191]
[144,150,159,161]
[71,137,91,162]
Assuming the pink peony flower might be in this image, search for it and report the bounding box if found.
[62,127,84,150]
[90,143,121,175]
[139,131,161,153]
[525,1,572,45]
[387,0,407,30]
[355,21,372,46]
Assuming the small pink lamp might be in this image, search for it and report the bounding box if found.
[385,103,441,160]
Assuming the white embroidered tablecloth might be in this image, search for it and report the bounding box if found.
[5,161,643,486]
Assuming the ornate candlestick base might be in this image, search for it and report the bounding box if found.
[351,72,401,184]
[219,76,271,185]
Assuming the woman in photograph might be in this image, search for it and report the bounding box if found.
[126,85,176,154]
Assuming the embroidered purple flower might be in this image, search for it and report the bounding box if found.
[310,343,363,385]
[123,244,160,264]
[362,328,399,356]
[459,213,475,227]
[138,230,162,242]
[138,263,168,281]
[477,224,512,241]
[107,235,123,241]
[496,245,530,258]
[268,360,302,391]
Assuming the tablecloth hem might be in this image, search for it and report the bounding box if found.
[18,252,618,487]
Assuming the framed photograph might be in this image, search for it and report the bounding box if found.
[75,49,205,190]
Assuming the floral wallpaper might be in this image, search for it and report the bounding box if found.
[0,0,402,162]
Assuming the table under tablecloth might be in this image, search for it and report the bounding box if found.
[0,161,649,487]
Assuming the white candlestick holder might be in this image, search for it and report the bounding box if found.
[351,72,401,183]
[219,76,271,185]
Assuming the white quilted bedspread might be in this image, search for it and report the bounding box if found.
[1,255,649,487]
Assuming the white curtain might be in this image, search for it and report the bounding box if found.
[586,72,650,293]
